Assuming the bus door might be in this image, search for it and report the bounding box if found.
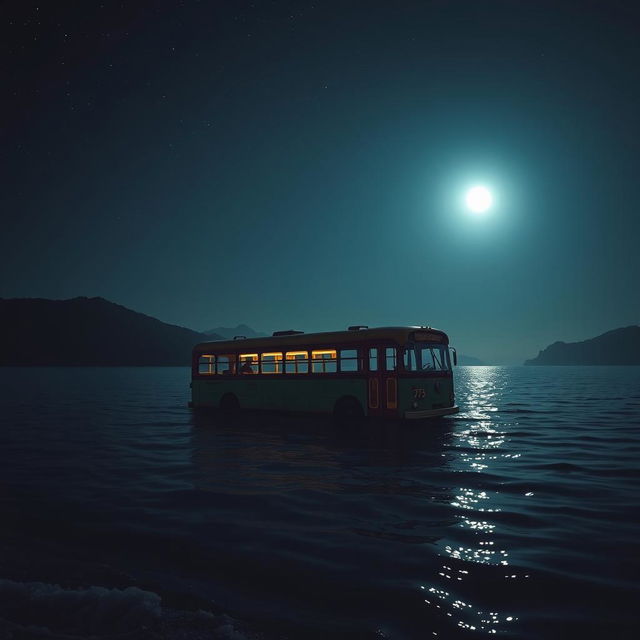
[367,345,399,417]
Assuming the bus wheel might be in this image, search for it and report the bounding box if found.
[333,397,364,420]
[220,393,240,412]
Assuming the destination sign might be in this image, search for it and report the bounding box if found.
[411,331,443,343]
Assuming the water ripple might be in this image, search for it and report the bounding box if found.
[0,365,639,638]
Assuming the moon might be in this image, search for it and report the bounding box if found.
[465,185,493,213]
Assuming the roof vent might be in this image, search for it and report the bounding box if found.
[272,330,304,337]
[348,325,369,331]
[233,335,247,340]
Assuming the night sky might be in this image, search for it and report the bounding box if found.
[3,1,639,363]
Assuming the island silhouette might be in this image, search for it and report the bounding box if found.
[524,326,640,365]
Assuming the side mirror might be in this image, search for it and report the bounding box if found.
[451,348,457,366]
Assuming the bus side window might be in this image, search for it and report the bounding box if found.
[199,354,215,375]
[216,354,236,375]
[385,348,396,371]
[403,348,417,371]
[261,352,283,374]
[285,351,308,373]
[312,350,337,373]
[339,349,360,372]
[239,354,258,374]
[369,348,378,371]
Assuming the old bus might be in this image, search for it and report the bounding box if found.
[190,326,459,419]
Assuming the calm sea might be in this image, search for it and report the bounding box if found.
[0,366,638,639]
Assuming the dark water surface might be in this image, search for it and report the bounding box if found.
[0,366,639,639]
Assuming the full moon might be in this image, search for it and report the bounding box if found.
[465,185,493,213]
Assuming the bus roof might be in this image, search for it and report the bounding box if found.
[193,326,449,353]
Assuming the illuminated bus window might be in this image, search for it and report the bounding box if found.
[312,350,337,373]
[216,354,236,375]
[369,348,378,371]
[198,354,215,375]
[385,347,397,371]
[239,353,258,374]
[261,352,283,374]
[285,351,308,374]
[339,349,360,372]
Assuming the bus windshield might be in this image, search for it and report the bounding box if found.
[403,343,450,372]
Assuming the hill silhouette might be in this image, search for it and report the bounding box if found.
[525,326,640,365]
[0,297,216,366]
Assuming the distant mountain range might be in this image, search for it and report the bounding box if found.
[0,297,213,366]
[525,326,640,365]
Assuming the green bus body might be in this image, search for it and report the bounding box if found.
[190,326,459,420]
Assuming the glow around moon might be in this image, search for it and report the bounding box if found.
[465,185,493,213]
